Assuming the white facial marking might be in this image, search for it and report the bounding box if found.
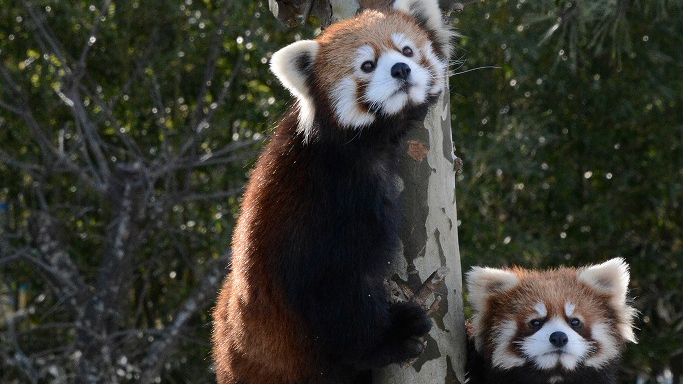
[565,302,576,317]
[585,322,619,368]
[491,320,526,369]
[391,33,417,57]
[330,77,376,128]
[330,26,448,129]
[519,318,591,371]
[355,45,376,72]
[362,51,430,116]
[534,302,548,318]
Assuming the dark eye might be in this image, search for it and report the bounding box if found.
[402,46,414,57]
[360,60,375,73]
[530,319,543,328]
[570,318,582,328]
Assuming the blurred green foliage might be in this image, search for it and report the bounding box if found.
[453,1,682,382]
[0,0,681,383]
[0,0,304,382]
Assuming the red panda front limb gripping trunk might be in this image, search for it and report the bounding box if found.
[211,1,453,383]
[465,258,638,384]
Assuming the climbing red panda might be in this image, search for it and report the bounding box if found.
[465,258,638,384]
[211,0,452,383]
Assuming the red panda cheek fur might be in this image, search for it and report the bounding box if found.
[211,0,452,383]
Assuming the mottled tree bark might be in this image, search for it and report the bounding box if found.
[374,89,466,384]
[1,2,241,382]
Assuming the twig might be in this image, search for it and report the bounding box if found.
[151,49,247,179]
[0,99,23,115]
[138,254,230,384]
[452,0,485,12]
[188,0,234,130]
[301,0,316,25]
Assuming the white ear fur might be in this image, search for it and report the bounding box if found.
[578,258,637,343]
[466,267,520,312]
[393,0,452,57]
[270,40,319,140]
[578,258,630,301]
[270,40,319,99]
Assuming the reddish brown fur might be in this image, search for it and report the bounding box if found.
[212,114,317,384]
[212,2,450,382]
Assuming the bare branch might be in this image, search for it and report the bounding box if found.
[22,0,113,186]
[386,267,450,312]
[72,0,113,84]
[174,188,243,204]
[412,267,450,309]
[0,99,23,115]
[67,91,112,182]
[79,81,145,160]
[155,49,247,180]
[188,1,234,131]
[20,105,107,193]
[2,305,41,384]
[22,0,71,74]
[138,254,230,384]
[27,212,87,309]
[0,150,45,175]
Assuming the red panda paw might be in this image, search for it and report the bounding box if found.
[398,336,427,361]
[357,302,432,368]
[389,301,433,339]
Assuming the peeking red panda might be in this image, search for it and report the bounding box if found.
[211,1,452,383]
[465,258,638,384]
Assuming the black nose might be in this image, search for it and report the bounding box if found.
[391,62,411,80]
[549,331,569,348]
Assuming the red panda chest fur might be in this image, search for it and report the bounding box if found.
[212,1,452,383]
[465,259,637,384]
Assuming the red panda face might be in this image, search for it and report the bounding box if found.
[467,258,637,373]
[315,11,448,129]
[269,0,452,141]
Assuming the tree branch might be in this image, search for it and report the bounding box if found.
[27,211,88,312]
[188,0,234,131]
[138,254,230,384]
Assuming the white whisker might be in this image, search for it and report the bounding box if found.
[453,65,501,75]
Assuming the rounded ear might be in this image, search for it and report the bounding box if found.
[392,0,453,58]
[466,266,520,312]
[270,40,319,100]
[270,40,319,141]
[578,258,630,302]
[578,258,637,343]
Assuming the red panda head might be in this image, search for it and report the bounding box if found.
[270,0,452,141]
[466,258,637,373]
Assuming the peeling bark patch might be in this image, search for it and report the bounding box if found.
[432,228,449,330]
[407,140,429,162]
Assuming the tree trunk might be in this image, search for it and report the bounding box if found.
[267,1,466,383]
[374,88,466,384]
